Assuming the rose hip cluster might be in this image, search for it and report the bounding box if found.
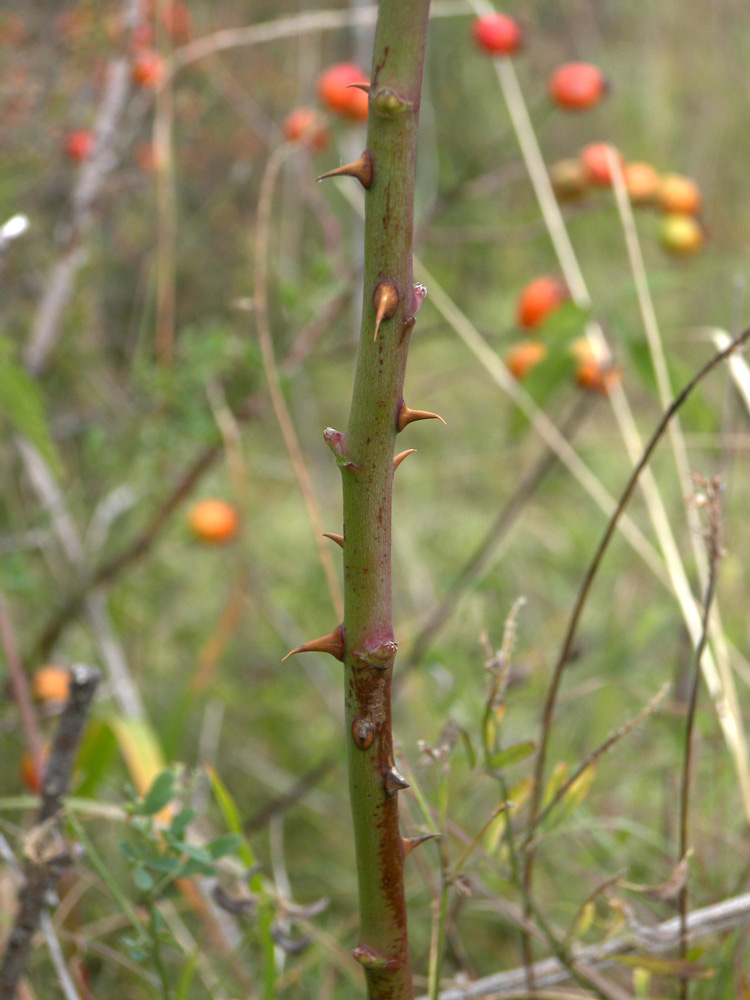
[470,10,705,393]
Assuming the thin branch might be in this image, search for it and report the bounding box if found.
[678,476,724,1000]
[40,912,82,1000]
[254,143,343,619]
[406,398,591,668]
[18,441,145,720]
[468,0,750,821]
[521,328,750,953]
[0,666,100,1000]
[23,0,145,375]
[415,891,750,999]
[0,597,45,779]
[29,280,349,663]
[170,2,470,74]
[528,682,669,840]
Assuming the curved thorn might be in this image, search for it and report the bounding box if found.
[393,449,416,471]
[316,149,373,190]
[282,624,344,662]
[372,281,399,341]
[403,832,440,858]
[347,82,370,94]
[397,402,446,432]
[322,532,344,549]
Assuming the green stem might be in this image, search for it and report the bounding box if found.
[147,897,172,1000]
[337,3,431,997]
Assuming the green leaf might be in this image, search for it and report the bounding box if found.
[144,856,183,875]
[205,764,256,870]
[207,833,243,860]
[141,770,176,816]
[118,840,144,862]
[488,740,536,770]
[175,949,199,1000]
[0,337,63,476]
[74,722,118,799]
[168,807,196,840]
[133,866,155,892]
[180,858,216,877]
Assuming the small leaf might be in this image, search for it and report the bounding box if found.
[207,834,243,860]
[141,770,176,816]
[118,840,143,862]
[0,337,63,476]
[180,843,213,864]
[168,807,196,840]
[145,856,183,875]
[542,761,569,807]
[205,763,256,870]
[488,741,536,770]
[180,858,216,878]
[133,866,155,892]
[570,899,595,938]
[548,764,597,827]
[457,726,476,770]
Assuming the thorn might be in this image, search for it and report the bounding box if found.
[352,944,397,970]
[393,449,416,471]
[383,767,410,797]
[347,82,370,94]
[397,403,446,432]
[372,281,399,340]
[283,624,344,662]
[323,532,344,549]
[403,833,440,858]
[317,149,373,190]
[413,282,428,312]
[323,427,362,471]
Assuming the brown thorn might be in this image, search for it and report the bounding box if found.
[372,280,399,341]
[397,402,446,432]
[393,449,416,471]
[322,532,344,549]
[316,149,373,190]
[403,833,440,858]
[282,624,344,662]
[347,83,370,94]
[383,767,410,797]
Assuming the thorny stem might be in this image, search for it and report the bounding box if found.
[335,3,431,997]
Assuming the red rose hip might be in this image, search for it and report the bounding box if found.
[472,13,522,56]
[580,142,624,186]
[517,276,569,329]
[317,63,369,121]
[549,62,607,110]
[64,129,94,162]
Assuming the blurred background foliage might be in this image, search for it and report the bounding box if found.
[1,0,750,997]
